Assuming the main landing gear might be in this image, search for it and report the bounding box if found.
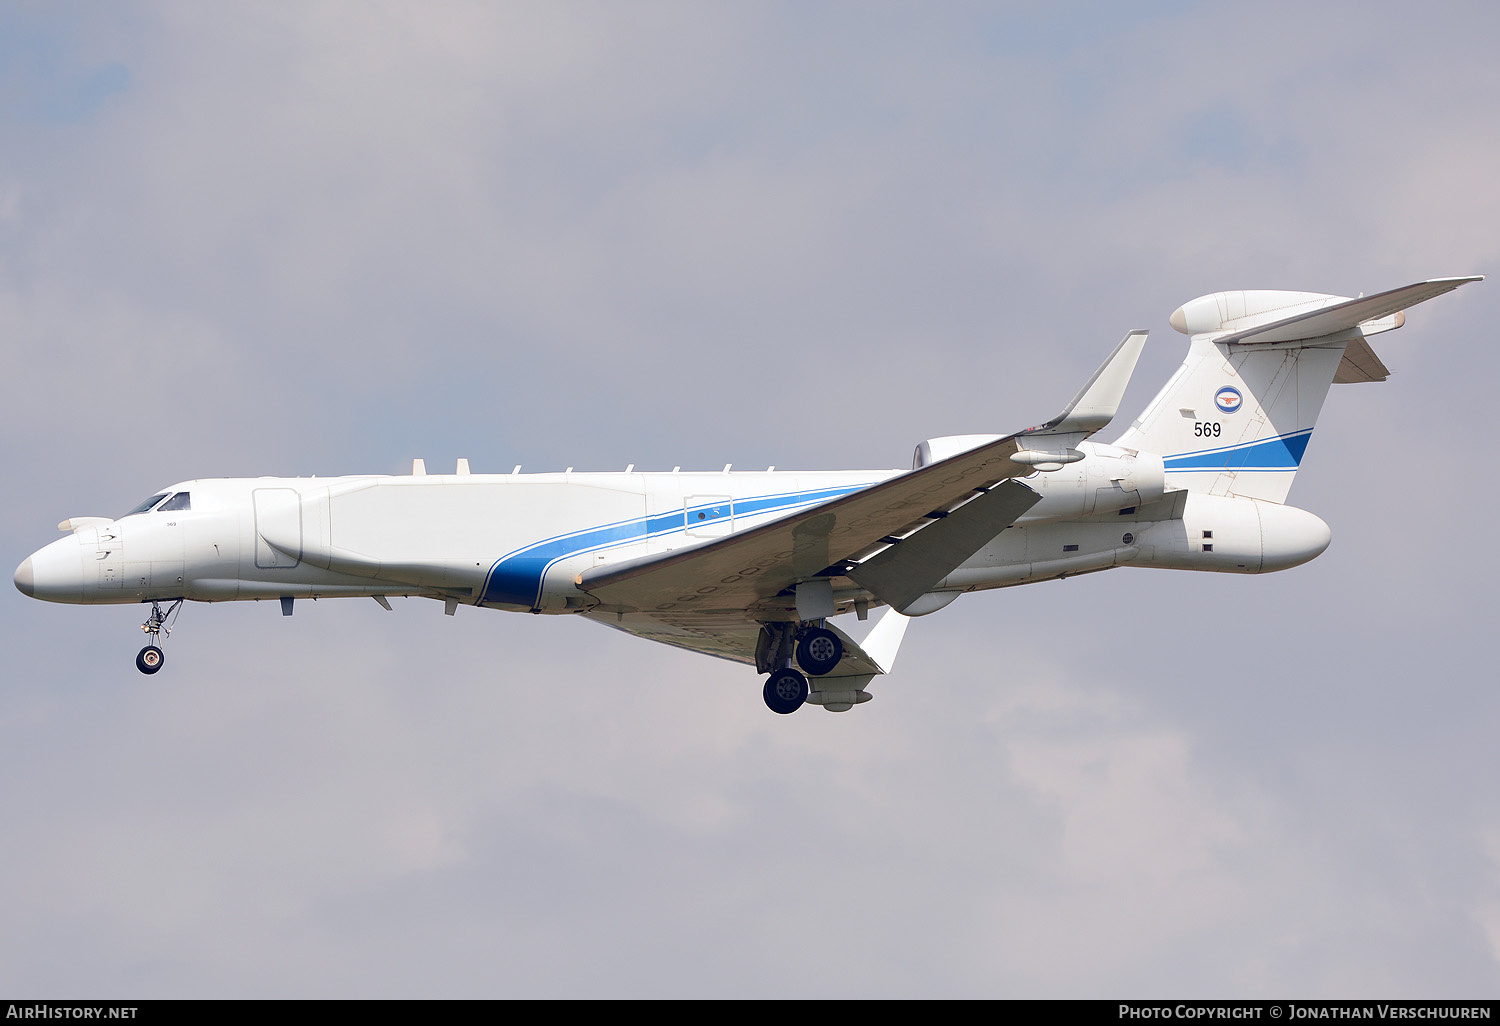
[795,626,843,677]
[136,599,182,675]
[759,623,847,714]
[764,668,809,715]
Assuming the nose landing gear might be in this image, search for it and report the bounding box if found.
[137,599,182,674]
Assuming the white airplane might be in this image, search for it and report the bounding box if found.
[14,276,1482,714]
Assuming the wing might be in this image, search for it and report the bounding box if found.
[578,331,1146,619]
[578,433,1028,618]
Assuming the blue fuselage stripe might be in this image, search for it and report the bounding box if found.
[1164,430,1312,472]
[479,484,867,607]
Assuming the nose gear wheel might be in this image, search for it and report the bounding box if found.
[136,645,164,674]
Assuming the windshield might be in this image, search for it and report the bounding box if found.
[158,492,191,512]
[122,493,169,517]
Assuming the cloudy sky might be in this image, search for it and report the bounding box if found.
[3,0,1498,998]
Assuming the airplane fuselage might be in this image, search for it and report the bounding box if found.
[17,441,1332,621]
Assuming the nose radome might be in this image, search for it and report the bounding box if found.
[14,557,34,597]
[17,535,88,603]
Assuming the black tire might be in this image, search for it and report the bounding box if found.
[763,668,809,714]
[795,627,843,676]
[136,645,164,675]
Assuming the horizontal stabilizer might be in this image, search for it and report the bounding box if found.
[1213,276,1483,346]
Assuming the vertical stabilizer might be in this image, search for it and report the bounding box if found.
[1113,277,1481,504]
[1112,334,1340,503]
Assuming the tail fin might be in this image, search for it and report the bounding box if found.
[1113,277,1482,503]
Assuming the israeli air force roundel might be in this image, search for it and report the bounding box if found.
[1215,386,1243,414]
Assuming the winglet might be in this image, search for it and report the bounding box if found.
[1026,330,1148,437]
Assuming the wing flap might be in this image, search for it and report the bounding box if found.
[847,479,1041,612]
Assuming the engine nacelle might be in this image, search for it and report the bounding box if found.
[914,437,1164,520]
[1021,442,1165,520]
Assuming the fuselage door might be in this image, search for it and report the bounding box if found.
[685,495,733,539]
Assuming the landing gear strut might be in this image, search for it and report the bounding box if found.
[137,599,182,675]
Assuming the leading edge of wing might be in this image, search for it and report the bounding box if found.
[577,433,1028,615]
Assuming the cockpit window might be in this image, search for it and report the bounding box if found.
[123,493,169,517]
[158,492,191,512]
